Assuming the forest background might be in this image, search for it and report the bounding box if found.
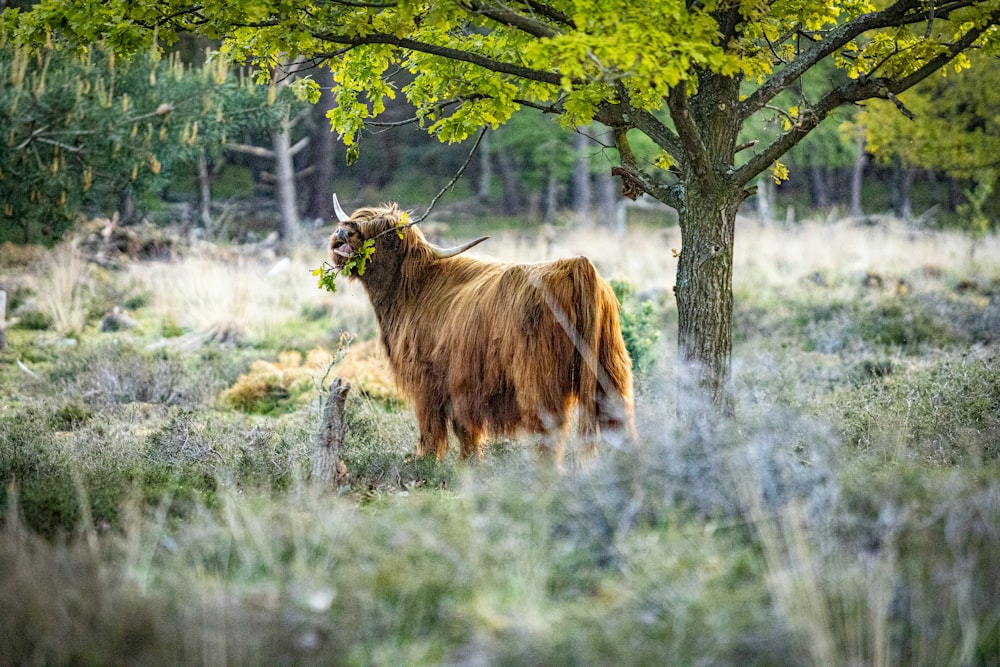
[3,26,998,247]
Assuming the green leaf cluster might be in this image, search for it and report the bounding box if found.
[313,238,375,293]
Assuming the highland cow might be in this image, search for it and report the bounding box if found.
[329,196,635,464]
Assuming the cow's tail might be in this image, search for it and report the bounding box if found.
[568,260,636,453]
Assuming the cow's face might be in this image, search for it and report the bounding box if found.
[329,219,364,270]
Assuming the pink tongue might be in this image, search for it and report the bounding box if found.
[333,243,353,258]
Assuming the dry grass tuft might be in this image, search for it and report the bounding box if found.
[36,241,92,336]
[327,339,401,403]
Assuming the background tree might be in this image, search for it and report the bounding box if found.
[8,0,1000,413]
[0,36,299,244]
[861,48,1000,232]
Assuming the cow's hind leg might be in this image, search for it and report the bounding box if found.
[452,422,485,460]
[415,399,450,459]
[536,410,570,468]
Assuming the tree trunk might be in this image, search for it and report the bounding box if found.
[596,164,618,229]
[477,130,493,202]
[273,123,300,244]
[545,169,559,223]
[675,182,740,418]
[850,135,867,217]
[573,127,592,226]
[306,66,337,221]
[893,166,914,221]
[756,173,774,224]
[312,377,351,487]
[672,72,743,418]
[118,186,135,224]
[811,166,831,209]
[495,148,523,214]
[196,151,213,227]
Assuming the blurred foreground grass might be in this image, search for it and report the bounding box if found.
[1,218,999,665]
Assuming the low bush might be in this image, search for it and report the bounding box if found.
[837,351,1000,465]
[610,278,661,379]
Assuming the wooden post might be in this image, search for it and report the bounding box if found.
[311,377,351,487]
[0,290,6,351]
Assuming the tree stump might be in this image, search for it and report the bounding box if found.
[311,377,351,487]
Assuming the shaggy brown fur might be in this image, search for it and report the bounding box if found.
[330,203,635,463]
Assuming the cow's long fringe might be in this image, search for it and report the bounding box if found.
[335,204,635,464]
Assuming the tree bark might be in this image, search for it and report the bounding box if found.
[312,377,351,487]
[675,182,740,418]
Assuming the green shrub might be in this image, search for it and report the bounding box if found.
[0,409,126,535]
[14,309,53,331]
[49,403,93,430]
[610,278,661,378]
[838,352,1000,465]
[45,341,229,409]
[858,296,959,351]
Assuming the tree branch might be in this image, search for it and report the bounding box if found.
[463,1,560,38]
[516,0,574,28]
[313,30,562,86]
[667,83,713,184]
[593,85,684,161]
[734,7,999,187]
[737,0,980,121]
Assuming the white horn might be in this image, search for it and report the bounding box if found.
[332,193,350,222]
[431,236,490,258]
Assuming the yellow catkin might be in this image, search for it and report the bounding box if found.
[159,126,167,142]
[122,93,130,113]
[82,167,93,192]
[212,56,228,85]
[130,164,138,182]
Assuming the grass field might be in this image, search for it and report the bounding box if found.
[1,214,999,666]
